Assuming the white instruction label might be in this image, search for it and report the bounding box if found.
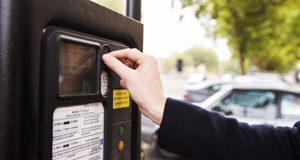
[52,103,104,160]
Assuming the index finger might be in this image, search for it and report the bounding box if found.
[108,48,148,65]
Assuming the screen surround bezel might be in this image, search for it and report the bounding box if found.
[57,35,101,97]
[39,27,118,160]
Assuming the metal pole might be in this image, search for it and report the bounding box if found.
[126,2,142,159]
[126,0,141,21]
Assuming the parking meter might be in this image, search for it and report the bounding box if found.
[0,1,143,160]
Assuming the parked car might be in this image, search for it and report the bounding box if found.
[183,74,290,103]
[183,79,235,102]
[199,84,300,127]
[186,73,205,84]
[141,114,160,143]
[142,84,300,158]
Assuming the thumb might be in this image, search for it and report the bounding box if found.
[102,54,133,81]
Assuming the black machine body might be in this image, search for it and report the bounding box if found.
[0,0,143,160]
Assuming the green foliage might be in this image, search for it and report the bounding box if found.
[257,51,298,73]
[163,52,181,73]
[175,0,300,74]
[181,46,218,70]
[162,46,218,73]
[94,0,124,14]
[222,58,239,74]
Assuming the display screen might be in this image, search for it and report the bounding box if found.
[59,42,97,94]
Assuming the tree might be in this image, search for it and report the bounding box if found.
[181,46,218,71]
[162,52,181,73]
[175,0,300,74]
[162,46,218,73]
[94,0,124,14]
[244,1,300,73]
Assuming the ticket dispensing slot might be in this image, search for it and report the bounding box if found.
[39,27,134,160]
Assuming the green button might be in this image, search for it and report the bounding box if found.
[119,126,125,137]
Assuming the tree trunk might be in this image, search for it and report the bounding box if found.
[232,22,246,75]
[237,47,245,75]
[229,3,246,75]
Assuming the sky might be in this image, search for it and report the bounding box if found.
[141,0,231,61]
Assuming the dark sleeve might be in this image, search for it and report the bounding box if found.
[157,98,300,160]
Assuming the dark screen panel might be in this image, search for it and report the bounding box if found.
[59,42,97,94]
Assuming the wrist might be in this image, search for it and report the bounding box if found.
[148,95,167,126]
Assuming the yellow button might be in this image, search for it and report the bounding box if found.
[118,140,124,152]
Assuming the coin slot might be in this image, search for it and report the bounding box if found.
[103,45,111,54]
[101,70,109,96]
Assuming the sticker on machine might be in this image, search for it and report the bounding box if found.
[52,102,104,160]
[113,89,130,109]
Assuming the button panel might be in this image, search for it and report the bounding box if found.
[112,121,131,160]
[118,140,124,152]
[119,125,125,137]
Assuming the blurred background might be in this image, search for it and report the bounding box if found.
[94,0,300,159]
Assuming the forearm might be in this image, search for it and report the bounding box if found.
[158,98,300,160]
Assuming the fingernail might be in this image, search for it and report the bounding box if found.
[102,54,110,63]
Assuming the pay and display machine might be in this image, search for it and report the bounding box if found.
[0,0,142,160]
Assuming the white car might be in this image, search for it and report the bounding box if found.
[199,84,300,127]
[183,79,235,102]
[142,84,300,158]
[183,74,290,103]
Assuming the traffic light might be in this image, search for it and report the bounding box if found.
[177,59,183,72]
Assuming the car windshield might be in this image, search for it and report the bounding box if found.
[212,90,277,119]
[200,85,233,108]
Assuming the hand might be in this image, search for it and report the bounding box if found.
[102,48,166,125]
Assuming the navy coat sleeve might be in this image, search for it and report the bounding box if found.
[157,98,300,160]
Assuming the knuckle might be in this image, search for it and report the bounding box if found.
[131,48,141,53]
[148,55,157,63]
